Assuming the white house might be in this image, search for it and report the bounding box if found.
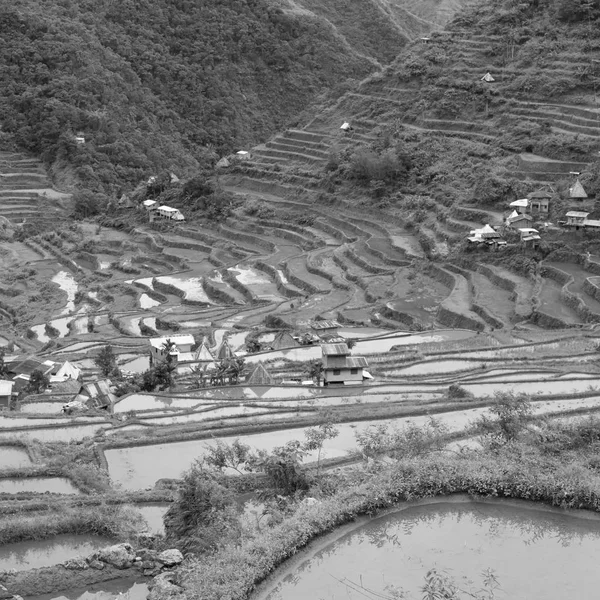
[156,206,185,221]
[149,334,195,364]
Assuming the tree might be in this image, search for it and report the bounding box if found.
[477,391,533,443]
[248,441,310,497]
[95,345,118,377]
[245,339,261,354]
[26,369,49,394]
[204,439,252,475]
[306,360,324,386]
[0,349,8,379]
[164,463,240,553]
[303,420,340,475]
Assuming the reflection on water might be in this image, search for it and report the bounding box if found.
[262,501,600,600]
[30,579,149,600]
[0,534,108,571]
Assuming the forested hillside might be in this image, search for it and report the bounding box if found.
[0,0,461,195]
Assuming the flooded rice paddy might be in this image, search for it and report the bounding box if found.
[105,397,594,490]
[0,534,108,571]
[137,503,170,535]
[1,446,32,468]
[256,499,600,600]
[0,477,80,495]
[31,579,149,600]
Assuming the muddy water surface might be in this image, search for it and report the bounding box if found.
[0,477,80,495]
[257,499,600,600]
[0,534,108,571]
[137,503,170,535]
[28,578,149,600]
[106,399,600,490]
[1,446,32,468]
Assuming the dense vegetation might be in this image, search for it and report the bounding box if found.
[0,0,417,195]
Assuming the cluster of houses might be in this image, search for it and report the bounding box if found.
[142,200,185,222]
[0,356,113,413]
[147,320,371,386]
[467,179,595,250]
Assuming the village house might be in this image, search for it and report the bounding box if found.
[467,224,506,249]
[151,205,185,222]
[508,199,529,215]
[149,334,196,365]
[0,380,14,409]
[569,179,588,203]
[142,199,157,211]
[518,228,541,249]
[527,190,551,215]
[506,211,533,230]
[565,211,590,230]
[310,320,340,339]
[321,343,369,386]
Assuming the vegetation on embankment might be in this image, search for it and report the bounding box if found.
[175,411,600,600]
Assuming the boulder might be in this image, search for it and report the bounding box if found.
[96,543,136,569]
[88,559,105,570]
[148,572,186,600]
[63,558,89,570]
[156,549,184,567]
[0,584,12,600]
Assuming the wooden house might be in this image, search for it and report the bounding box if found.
[527,190,551,215]
[506,211,533,230]
[310,320,340,338]
[321,343,369,386]
[519,228,541,249]
[0,380,14,409]
[508,199,529,215]
[569,179,588,201]
[565,211,590,230]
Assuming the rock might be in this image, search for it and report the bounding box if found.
[96,543,136,569]
[301,497,319,506]
[136,548,158,562]
[156,549,184,567]
[0,584,11,600]
[63,558,89,570]
[140,560,156,570]
[88,559,105,570]
[148,572,185,600]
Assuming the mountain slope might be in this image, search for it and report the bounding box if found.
[0,0,465,195]
[227,0,600,216]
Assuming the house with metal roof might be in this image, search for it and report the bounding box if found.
[527,190,551,215]
[565,211,590,229]
[321,343,369,385]
[310,320,340,339]
[0,380,14,409]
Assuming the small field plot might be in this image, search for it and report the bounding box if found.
[538,277,581,324]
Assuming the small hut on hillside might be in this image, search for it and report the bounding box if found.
[569,179,588,201]
[246,363,274,385]
[194,341,214,362]
[215,339,234,360]
[271,331,299,350]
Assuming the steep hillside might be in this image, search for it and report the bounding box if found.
[228,0,600,213]
[0,0,464,195]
